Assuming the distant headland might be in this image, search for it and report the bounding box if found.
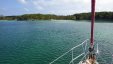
[0,12,113,21]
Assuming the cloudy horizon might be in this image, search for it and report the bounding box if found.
[0,0,113,16]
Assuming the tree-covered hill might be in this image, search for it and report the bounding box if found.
[0,14,76,20]
[0,12,113,21]
[74,12,113,20]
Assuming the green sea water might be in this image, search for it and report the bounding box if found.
[0,20,113,64]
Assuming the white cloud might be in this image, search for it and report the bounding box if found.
[24,8,30,12]
[18,0,27,4]
[96,0,113,12]
[18,0,113,15]
[30,0,91,15]
[32,1,44,10]
[0,8,9,15]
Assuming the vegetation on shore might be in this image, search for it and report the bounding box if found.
[0,12,113,21]
[74,12,113,21]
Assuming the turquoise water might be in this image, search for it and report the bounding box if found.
[0,20,113,64]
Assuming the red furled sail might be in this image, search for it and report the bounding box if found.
[90,0,96,48]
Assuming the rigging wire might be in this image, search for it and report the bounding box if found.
[49,39,89,64]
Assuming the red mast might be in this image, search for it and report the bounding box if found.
[90,0,96,48]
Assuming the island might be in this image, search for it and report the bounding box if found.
[0,12,113,21]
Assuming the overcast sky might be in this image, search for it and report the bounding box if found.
[0,0,113,16]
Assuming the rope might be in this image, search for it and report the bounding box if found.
[69,53,84,64]
[80,52,89,62]
[71,39,89,50]
[71,49,74,64]
[49,39,89,64]
[49,49,71,64]
[77,42,99,64]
